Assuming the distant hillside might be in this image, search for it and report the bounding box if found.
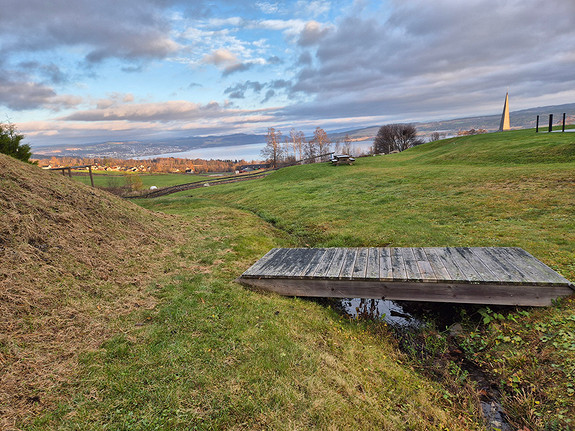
[32,103,575,158]
[33,133,266,159]
[327,102,575,142]
[0,154,188,426]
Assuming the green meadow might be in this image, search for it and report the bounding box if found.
[31,129,575,430]
[71,171,214,189]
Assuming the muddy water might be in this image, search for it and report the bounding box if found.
[333,298,512,431]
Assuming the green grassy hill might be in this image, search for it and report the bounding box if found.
[184,129,574,280]
[2,154,480,430]
[165,128,574,428]
[3,128,574,430]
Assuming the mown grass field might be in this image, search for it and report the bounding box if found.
[71,171,214,189]
[21,128,575,430]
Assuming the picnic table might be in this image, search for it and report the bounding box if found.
[330,155,355,165]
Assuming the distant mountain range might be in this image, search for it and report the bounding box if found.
[33,103,575,159]
[33,133,267,159]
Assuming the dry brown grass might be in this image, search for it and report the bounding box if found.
[0,154,192,429]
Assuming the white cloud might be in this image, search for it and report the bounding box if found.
[256,2,279,14]
[296,0,331,17]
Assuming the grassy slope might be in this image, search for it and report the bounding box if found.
[9,129,574,429]
[177,128,575,429]
[72,172,212,189]
[182,130,574,277]
[0,154,194,428]
[34,199,476,430]
[4,157,479,429]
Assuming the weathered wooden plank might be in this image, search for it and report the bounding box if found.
[323,248,348,278]
[242,248,282,277]
[426,247,467,282]
[485,247,538,284]
[339,248,359,280]
[457,247,498,282]
[401,247,422,281]
[365,247,380,279]
[379,247,393,280]
[467,247,524,283]
[301,248,329,278]
[283,249,325,278]
[443,247,483,282]
[240,278,575,306]
[310,248,339,277]
[499,247,572,285]
[239,247,573,307]
[352,248,369,279]
[390,248,407,280]
[422,248,452,280]
[257,248,300,277]
[412,247,437,282]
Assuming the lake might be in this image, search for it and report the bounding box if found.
[138,140,375,161]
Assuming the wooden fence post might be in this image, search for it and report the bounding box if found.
[536,115,539,133]
[548,114,553,133]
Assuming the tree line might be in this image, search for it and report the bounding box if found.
[261,123,427,167]
[261,127,357,168]
[32,156,251,174]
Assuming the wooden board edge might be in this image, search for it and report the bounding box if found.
[238,277,575,307]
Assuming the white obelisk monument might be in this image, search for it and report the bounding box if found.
[499,92,510,131]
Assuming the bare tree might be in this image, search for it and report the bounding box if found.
[289,128,305,162]
[261,127,283,167]
[333,140,342,155]
[429,131,441,142]
[313,127,331,161]
[373,124,423,154]
[342,134,353,155]
[304,139,317,162]
[283,136,296,165]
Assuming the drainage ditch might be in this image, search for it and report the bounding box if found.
[330,298,512,431]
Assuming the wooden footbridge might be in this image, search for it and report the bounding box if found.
[238,247,574,306]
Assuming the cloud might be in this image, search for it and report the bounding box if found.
[288,0,575,121]
[297,52,313,66]
[17,62,69,84]
[202,49,239,67]
[59,100,277,124]
[0,74,81,111]
[0,0,180,62]
[224,81,265,99]
[261,89,275,103]
[296,0,331,17]
[224,79,292,101]
[297,21,331,46]
[222,63,253,76]
[256,1,279,14]
[267,56,283,65]
[202,48,254,76]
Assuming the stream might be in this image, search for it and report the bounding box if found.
[332,298,512,431]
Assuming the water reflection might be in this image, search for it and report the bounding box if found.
[338,298,424,326]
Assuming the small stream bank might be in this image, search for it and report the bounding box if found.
[327,298,513,431]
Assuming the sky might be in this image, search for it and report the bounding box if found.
[1,0,574,148]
